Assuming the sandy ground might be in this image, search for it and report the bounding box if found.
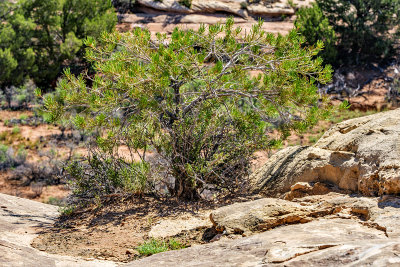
[31,196,216,262]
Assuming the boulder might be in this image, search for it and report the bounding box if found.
[251,108,400,197]
[209,196,338,235]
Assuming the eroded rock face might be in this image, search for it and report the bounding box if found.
[250,108,400,197]
[135,0,296,18]
[128,193,400,267]
[210,192,400,238]
[209,196,338,235]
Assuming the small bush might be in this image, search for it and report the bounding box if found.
[0,145,27,170]
[178,0,191,8]
[12,126,21,134]
[65,148,153,201]
[137,239,185,256]
[46,19,333,200]
[295,3,337,65]
[47,196,66,206]
[19,115,28,121]
[10,145,74,186]
[59,205,76,216]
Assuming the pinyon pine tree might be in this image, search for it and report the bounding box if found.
[45,19,333,200]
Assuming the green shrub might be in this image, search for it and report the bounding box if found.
[0,0,117,96]
[47,196,65,206]
[0,145,27,169]
[65,151,152,200]
[45,19,333,200]
[179,0,191,8]
[294,3,337,65]
[0,144,9,165]
[12,126,20,134]
[19,115,28,121]
[137,239,185,256]
[317,0,400,64]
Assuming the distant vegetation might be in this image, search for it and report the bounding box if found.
[0,0,117,101]
[295,0,400,65]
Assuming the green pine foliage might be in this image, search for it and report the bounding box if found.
[294,3,337,65]
[0,0,117,96]
[297,0,400,65]
[45,19,333,200]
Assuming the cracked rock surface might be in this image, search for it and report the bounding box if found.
[250,108,400,197]
[128,193,400,267]
[1,191,400,266]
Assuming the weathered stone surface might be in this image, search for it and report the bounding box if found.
[2,191,400,267]
[0,193,116,267]
[284,182,332,200]
[135,0,295,18]
[128,218,400,266]
[210,192,400,237]
[127,194,400,267]
[209,197,337,235]
[251,108,400,197]
[119,13,295,35]
[149,216,208,238]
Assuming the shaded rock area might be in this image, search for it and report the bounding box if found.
[128,193,400,267]
[0,193,116,267]
[250,108,400,197]
[133,0,307,19]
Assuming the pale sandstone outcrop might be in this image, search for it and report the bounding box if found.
[135,0,295,18]
[0,193,116,267]
[2,191,400,266]
[250,108,400,197]
[128,193,400,267]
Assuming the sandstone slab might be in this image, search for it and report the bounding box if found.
[127,218,400,267]
[127,193,400,267]
[0,193,116,267]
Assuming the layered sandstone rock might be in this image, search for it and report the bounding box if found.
[135,0,296,18]
[250,108,400,197]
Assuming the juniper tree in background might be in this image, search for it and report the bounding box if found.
[45,19,334,200]
[317,0,400,64]
[0,0,117,96]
